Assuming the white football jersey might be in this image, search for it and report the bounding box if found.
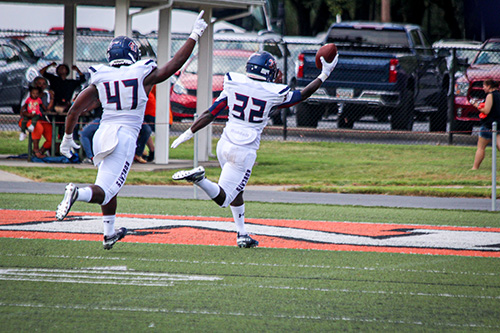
[89,59,157,134]
[212,72,300,149]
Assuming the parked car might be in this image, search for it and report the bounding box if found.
[452,38,500,133]
[170,49,255,121]
[432,39,481,78]
[294,21,449,131]
[36,33,156,79]
[0,37,40,113]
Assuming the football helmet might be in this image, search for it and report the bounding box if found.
[106,36,141,66]
[246,51,278,82]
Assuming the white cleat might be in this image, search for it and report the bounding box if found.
[56,183,78,221]
[172,166,205,183]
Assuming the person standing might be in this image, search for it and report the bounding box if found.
[55,12,207,250]
[171,51,338,248]
[40,62,86,140]
[471,79,500,170]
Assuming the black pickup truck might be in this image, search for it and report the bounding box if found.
[294,21,449,131]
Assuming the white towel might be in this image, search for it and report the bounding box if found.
[92,124,120,166]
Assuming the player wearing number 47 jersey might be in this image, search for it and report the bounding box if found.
[55,12,207,250]
[171,51,339,248]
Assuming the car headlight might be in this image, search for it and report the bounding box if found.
[25,66,39,84]
[454,81,469,97]
[173,81,187,95]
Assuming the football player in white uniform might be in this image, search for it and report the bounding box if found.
[55,12,207,250]
[171,51,338,248]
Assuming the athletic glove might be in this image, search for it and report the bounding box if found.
[189,11,208,42]
[171,128,194,149]
[318,54,339,82]
[60,133,80,158]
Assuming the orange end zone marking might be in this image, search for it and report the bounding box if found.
[1,209,499,258]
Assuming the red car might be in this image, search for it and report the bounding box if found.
[453,38,500,133]
[170,49,255,121]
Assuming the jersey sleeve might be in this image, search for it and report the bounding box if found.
[88,64,105,85]
[208,90,228,117]
[277,90,302,109]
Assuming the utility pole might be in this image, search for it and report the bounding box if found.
[381,0,391,22]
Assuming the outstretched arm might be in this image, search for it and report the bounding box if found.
[170,110,215,148]
[299,54,339,101]
[144,11,207,92]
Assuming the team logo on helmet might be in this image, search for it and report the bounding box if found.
[107,36,141,67]
[246,52,278,82]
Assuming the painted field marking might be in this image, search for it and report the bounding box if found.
[0,267,222,287]
[0,302,498,329]
[1,209,500,257]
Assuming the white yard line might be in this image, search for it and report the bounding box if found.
[0,302,497,329]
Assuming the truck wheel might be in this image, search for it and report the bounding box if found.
[429,91,447,132]
[337,105,359,129]
[296,103,323,128]
[391,90,414,131]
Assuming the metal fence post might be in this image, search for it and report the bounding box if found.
[447,49,457,145]
[492,121,497,211]
[193,114,198,200]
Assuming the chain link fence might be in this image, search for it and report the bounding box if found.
[1,29,499,152]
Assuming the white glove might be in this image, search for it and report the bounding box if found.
[60,133,80,158]
[189,10,208,42]
[171,128,194,149]
[318,54,339,82]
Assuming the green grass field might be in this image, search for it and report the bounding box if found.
[0,130,498,198]
[1,194,499,331]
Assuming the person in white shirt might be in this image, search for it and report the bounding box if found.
[171,51,338,248]
[55,11,207,250]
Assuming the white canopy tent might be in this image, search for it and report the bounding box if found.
[0,0,267,163]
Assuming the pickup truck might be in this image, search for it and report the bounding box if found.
[453,38,500,133]
[294,21,449,131]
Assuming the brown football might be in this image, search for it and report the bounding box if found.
[315,43,337,69]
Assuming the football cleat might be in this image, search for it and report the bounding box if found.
[103,227,127,250]
[172,166,205,183]
[56,183,78,221]
[237,233,259,248]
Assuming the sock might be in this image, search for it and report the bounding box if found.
[231,204,246,236]
[77,187,92,202]
[102,215,116,237]
[195,178,220,199]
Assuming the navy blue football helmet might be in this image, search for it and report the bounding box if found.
[106,36,141,66]
[246,52,278,82]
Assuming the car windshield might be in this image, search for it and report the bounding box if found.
[23,36,58,54]
[185,54,248,75]
[42,36,154,64]
[327,27,410,47]
[474,42,500,65]
[43,37,110,63]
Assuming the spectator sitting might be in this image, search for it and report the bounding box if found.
[40,62,86,139]
[79,106,103,164]
[19,86,45,141]
[134,123,152,164]
[143,86,156,162]
[18,78,54,159]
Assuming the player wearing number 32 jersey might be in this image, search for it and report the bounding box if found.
[171,50,339,248]
[55,11,208,250]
